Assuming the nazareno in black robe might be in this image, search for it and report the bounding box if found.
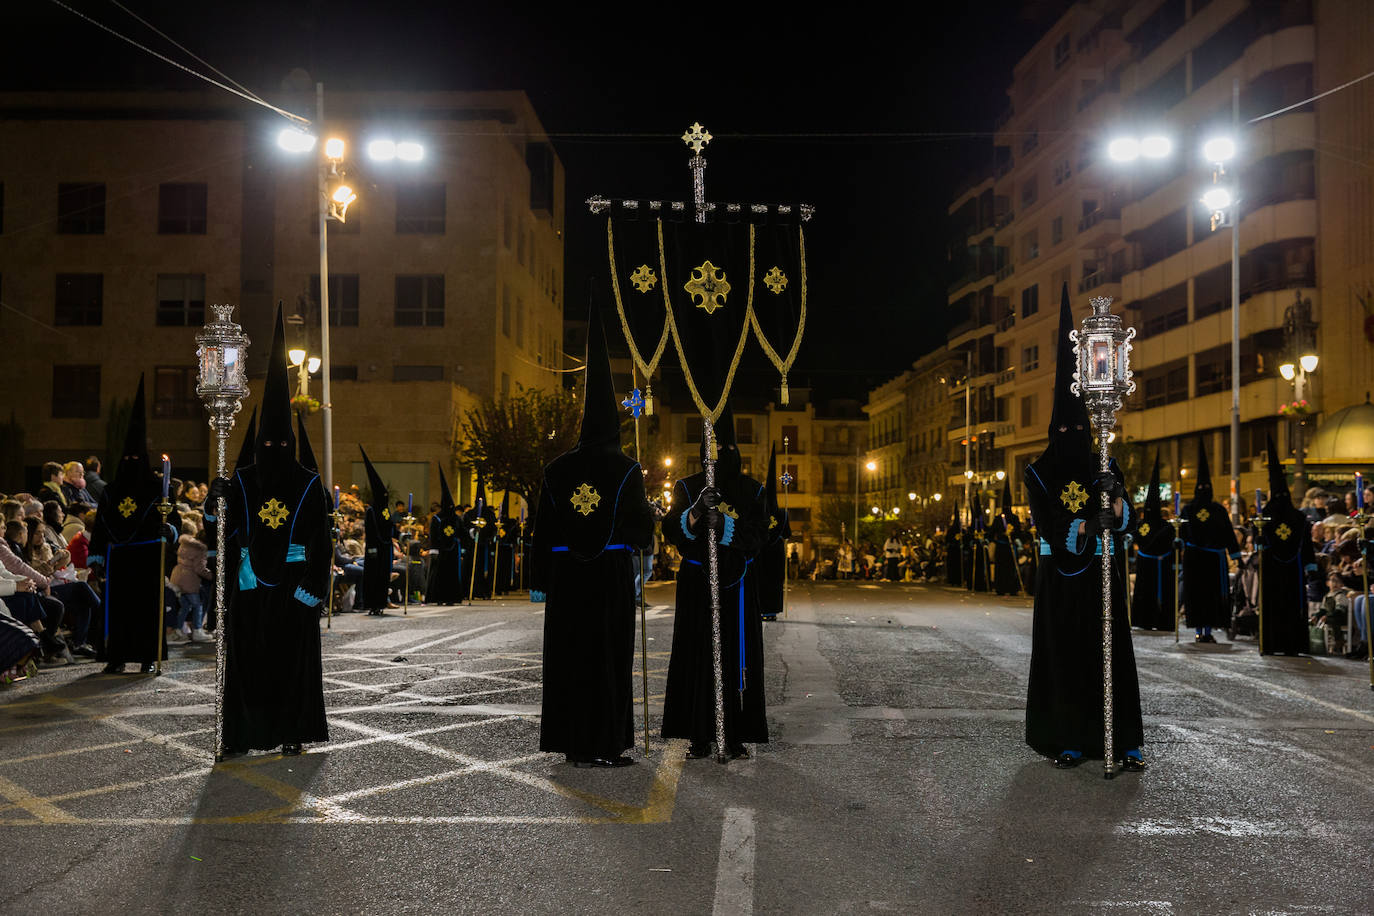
[1258,497,1315,655]
[990,512,1023,596]
[1181,501,1240,630]
[1024,455,1144,760]
[463,503,498,599]
[944,517,963,585]
[533,456,653,758]
[425,507,467,604]
[359,502,394,611]
[758,450,791,618]
[1131,514,1178,630]
[661,470,769,747]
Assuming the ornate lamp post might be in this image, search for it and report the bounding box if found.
[195,303,250,762]
[1070,295,1135,780]
[1279,291,1319,494]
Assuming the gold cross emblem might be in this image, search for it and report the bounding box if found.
[443,525,455,537]
[258,498,290,529]
[769,516,778,530]
[1275,522,1292,541]
[1138,522,1151,537]
[1197,508,1211,523]
[630,265,658,293]
[764,266,788,294]
[571,483,601,516]
[117,497,137,518]
[1060,481,1088,512]
[719,501,739,520]
[684,261,731,314]
[382,508,390,521]
[955,533,962,542]
[681,121,712,154]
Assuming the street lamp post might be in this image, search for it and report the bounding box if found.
[1280,291,1319,494]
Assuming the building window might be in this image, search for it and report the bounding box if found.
[782,424,799,449]
[1019,177,1038,209]
[516,297,525,347]
[1050,216,1063,245]
[685,416,703,443]
[330,365,358,381]
[1020,394,1036,428]
[152,366,198,419]
[394,275,444,327]
[1053,33,1071,68]
[1052,159,1071,186]
[309,274,360,326]
[1194,346,1232,396]
[393,365,444,382]
[55,273,102,325]
[155,274,206,326]
[503,198,513,249]
[517,218,527,265]
[158,183,207,234]
[501,286,511,337]
[1142,360,1189,408]
[1021,344,1039,372]
[736,417,754,444]
[57,182,105,234]
[395,183,446,234]
[1021,230,1039,262]
[51,365,100,418]
[1020,283,1039,318]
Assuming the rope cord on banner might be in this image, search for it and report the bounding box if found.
[747,225,807,400]
[606,218,672,380]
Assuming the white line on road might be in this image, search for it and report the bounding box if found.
[345,627,450,650]
[712,806,756,916]
[404,621,508,653]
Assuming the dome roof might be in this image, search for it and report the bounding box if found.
[1307,398,1374,463]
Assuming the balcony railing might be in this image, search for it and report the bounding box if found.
[994,210,1014,230]
[995,264,1015,282]
[995,368,1016,385]
[1077,207,1120,232]
[994,312,1015,332]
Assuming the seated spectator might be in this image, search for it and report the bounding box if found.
[83,456,107,501]
[0,534,72,664]
[0,499,20,525]
[61,461,97,510]
[40,462,69,509]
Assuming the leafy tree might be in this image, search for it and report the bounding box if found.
[457,386,583,503]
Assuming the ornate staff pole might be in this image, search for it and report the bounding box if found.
[683,122,711,224]
[622,382,652,755]
[195,304,250,763]
[782,435,793,616]
[1070,295,1135,780]
[701,419,729,762]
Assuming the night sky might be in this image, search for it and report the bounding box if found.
[5,0,1066,399]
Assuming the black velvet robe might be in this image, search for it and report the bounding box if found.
[534,455,653,758]
[222,463,330,753]
[425,509,467,604]
[463,505,498,600]
[1181,500,1240,630]
[1258,499,1315,654]
[661,471,769,746]
[990,513,1023,596]
[945,526,963,585]
[1024,456,1144,760]
[968,529,990,592]
[1130,513,1178,630]
[495,521,517,595]
[89,477,178,666]
[758,502,791,618]
[359,503,394,611]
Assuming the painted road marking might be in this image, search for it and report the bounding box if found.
[345,627,450,650]
[712,806,756,915]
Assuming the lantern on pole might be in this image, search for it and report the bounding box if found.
[1070,295,1135,779]
[195,303,251,762]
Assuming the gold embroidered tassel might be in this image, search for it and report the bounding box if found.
[644,385,654,416]
[780,374,789,406]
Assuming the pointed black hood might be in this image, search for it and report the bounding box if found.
[296,412,318,473]
[699,402,741,479]
[233,406,257,475]
[1266,434,1290,502]
[1047,284,1092,452]
[1000,478,1014,519]
[499,490,511,521]
[577,301,621,453]
[949,499,962,532]
[1193,436,1214,504]
[255,307,296,470]
[437,467,455,514]
[113,373,153,490]
[971,490,986,531]
[359,445,388,511]
[1144,452,1163,517]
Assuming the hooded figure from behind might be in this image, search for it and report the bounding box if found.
[1130,453,1179,630]
[661,400,770,759]
[1023,286,1143,769]
[1257,435,1316,655]
[967,491,991,592]
[89,374,181,671]
[531,300,654,767]
[463,477,499,600]
[357,446,394,613]
[944,500,963,586]
[219,307,330,755]
[424,468,467,604]
[990,478,1024,596]
[758,445,792,620]
[1180,436,1240,638]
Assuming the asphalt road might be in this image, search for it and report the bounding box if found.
[2,581,1373,915]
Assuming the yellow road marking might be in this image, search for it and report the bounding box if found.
[0,771,77,823]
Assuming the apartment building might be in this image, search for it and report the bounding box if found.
[947,0,1348,503]
[863,348,956,529]
[0,89,565,507]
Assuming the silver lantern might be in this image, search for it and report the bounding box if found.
[195,303,250,762]
[1070,295,1135,780]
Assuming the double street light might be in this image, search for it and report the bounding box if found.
[275,85,426,494]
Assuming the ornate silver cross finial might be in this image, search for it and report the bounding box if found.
[682,122,712,154]
[684,122,712,223]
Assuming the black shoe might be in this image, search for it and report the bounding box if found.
[1203,634,1217,643]
[686,742,713,760]
[72,644,97,659]
[1054,752,1084,769]
[727,744,750,760]
[1120,755,1146,773]
[282,744,302,756]
[139,662,157,674]
[570,755,634,769]
[761,614,777,622]
[102,662,125,674]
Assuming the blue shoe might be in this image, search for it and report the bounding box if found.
[1121,748,1145,772]
[1053,750,1083,769]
